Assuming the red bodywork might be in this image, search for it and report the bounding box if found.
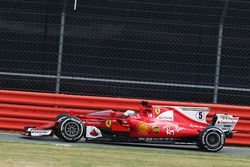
[22,102,239,152]
[80,106,207,139]
[28,104,209,141]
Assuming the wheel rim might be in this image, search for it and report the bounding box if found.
[64,122,80,137]
[206,132,221,147]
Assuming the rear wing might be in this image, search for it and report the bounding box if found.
[212,114,239,132]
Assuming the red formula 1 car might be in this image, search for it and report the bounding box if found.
[22,101,239,152]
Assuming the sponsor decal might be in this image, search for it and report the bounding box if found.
[136,123,149,134]
[217,119,238,124]
[163,126,175,135]
[156,110,173,121]
[179,107,209,111]
[138,137,176,141]
[154,108,161,115]
[86,121,101,125]
[221,127,231,131]
[163,125,184,135]
[86,126,102,138]
[175,125,185,132]
[220,115,238,120]
[152,126,160,134]
[90,129,98,136]
[216,120,236,125]
[189,124,205,128]
[215,114,239,132]
[31,129,52,136]
[105,120,112,127]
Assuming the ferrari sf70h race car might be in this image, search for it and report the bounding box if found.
[22,101,239,152]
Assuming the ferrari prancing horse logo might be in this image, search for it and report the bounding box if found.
[105,120,112,127]
[154,108,161,115]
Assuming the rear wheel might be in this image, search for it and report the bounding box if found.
[56,117,84,142]
[198,126,225,152]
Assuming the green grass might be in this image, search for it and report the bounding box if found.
[0,141,249,167]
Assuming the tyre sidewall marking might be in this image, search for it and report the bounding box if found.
[60,117,84,141]
[201,127,224,151]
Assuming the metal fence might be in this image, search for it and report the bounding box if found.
[1,0,250,106]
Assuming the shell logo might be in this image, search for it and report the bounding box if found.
[136,123,149,134]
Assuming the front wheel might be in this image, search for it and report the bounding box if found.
[56,117,84,142]
[198,126,225,152]
[54,113,70,139]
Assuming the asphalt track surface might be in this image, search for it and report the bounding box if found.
[0,132,250,155]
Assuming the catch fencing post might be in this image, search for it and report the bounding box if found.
[56,0,68,93]
[213,0,229,103]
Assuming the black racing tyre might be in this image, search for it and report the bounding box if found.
[54,114,70,139]
[54,113,70,121]
[198,126,225,152]
[56,117,84,142]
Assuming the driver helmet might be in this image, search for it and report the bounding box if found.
[124,110,135,118]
